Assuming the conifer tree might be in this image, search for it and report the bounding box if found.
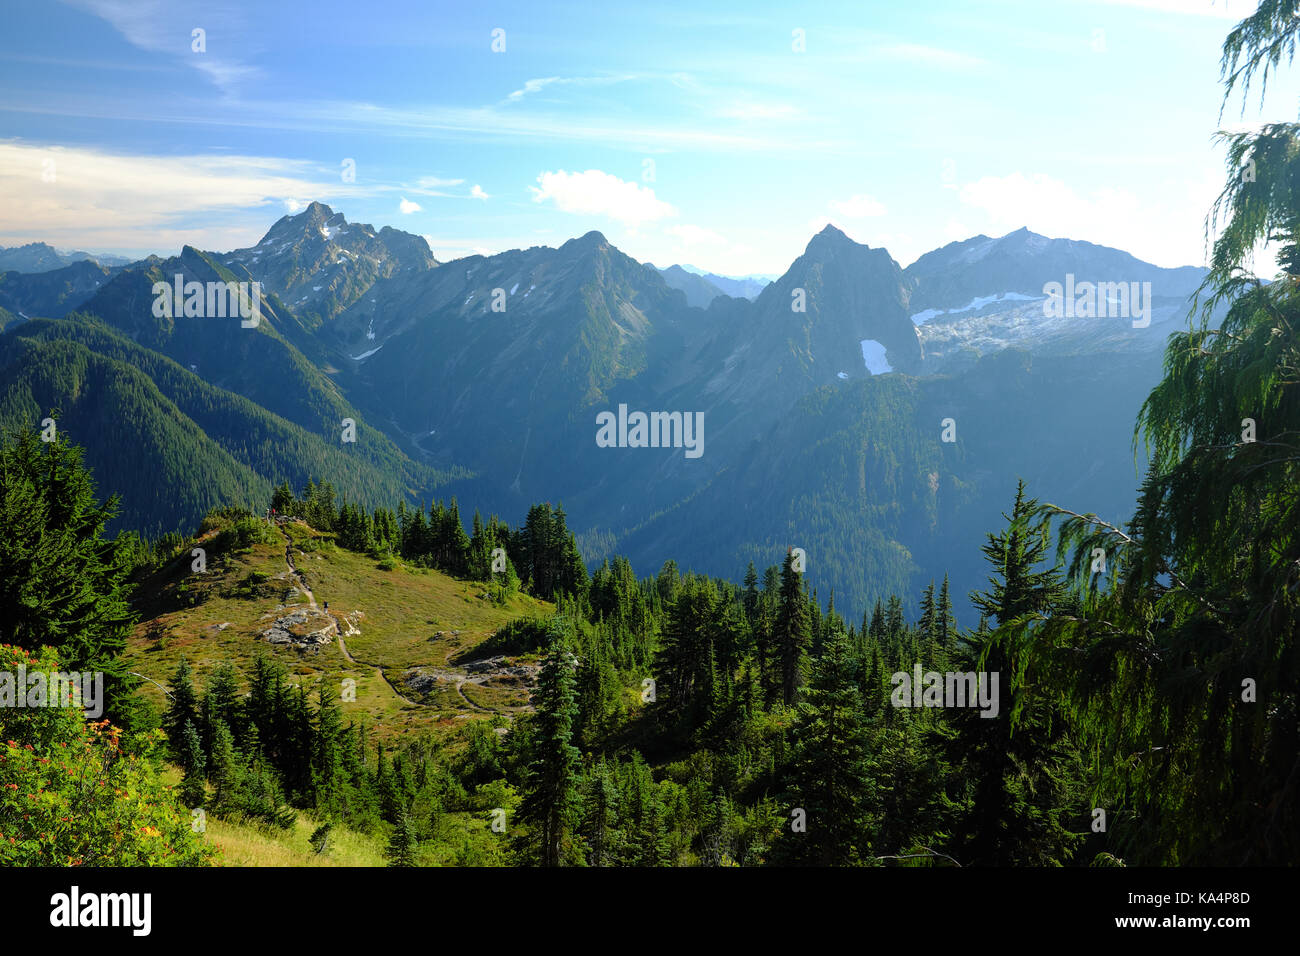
[774,550,810,706]
[656,559,681,606]
[936,574,956,656]
[387,807,418,867]
[1032,3,1300,863]
[207,718,239,812]
[918,581,937,650]
[468,510,492,580]
[0,427,138,723]
[202,660,242,749]
[516,623,583,866]
[946,481,1082,866]
[655,575,722,728]
[312,681,344,814]
[180,719,207,808]
[580,761,622,866]
[742,561,760,627]
[164,657,199,755]
[270,480,294,515]
[774,621,874,865]
[755,565,781,707]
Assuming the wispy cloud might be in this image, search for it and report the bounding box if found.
[65,0,264,95]
[503,75,636,104]
[715,101,802,120]
[0,91,818,154]
[870,43,989,70]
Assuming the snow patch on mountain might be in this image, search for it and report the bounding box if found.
[860,339,893,375]
[911,291,1043,325]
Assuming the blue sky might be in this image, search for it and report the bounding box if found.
[0,0,1295,275]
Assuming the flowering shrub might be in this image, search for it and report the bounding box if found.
[0,644,214,866]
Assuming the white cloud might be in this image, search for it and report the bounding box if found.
[716,102,802,120]
[615,230,760,278]
[507,78,561,102]
[399,197,422,214]
[957,170,1220,268]
[421,234,529,261]
[0,141,351,254]
[871,43,988,69]
[409,176,487,199]
[960,172,1140,233]
[529,169,676,227]
[284,198,305,213]
[503,75,638,104]
[828,194,887,218]
[1091,0,1258,17]
[666,224,726,246]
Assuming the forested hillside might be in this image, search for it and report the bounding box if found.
[0,315,460,537]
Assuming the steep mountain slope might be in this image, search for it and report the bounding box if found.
[334,223,923,527]
[904,227,1206,315]
[618,345,1162,620]
[74,245,442,474]
[707,224,922,386]
[636,225,923,469]
[0,260,115,320]
[0,316,456,535]
[341,231,704,512]
[218,201,439,334]
[0,334,271,537]
[899,227,1211,375]
[912,293,1203,375]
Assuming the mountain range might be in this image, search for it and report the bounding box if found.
[0,241,133,273]
[654,263,770,305]
[0,202,1213,620]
